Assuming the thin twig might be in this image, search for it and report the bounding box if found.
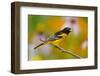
[51,44,82,59]
[38,37,82,58]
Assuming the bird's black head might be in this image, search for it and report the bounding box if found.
[61,27,72,35]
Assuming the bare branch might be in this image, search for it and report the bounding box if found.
[37,38,82,58]
[51,44,82,59]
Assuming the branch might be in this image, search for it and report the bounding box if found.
[38,38,82,58]
[51,44,82,59]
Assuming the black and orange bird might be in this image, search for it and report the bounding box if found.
[34,27,72,49]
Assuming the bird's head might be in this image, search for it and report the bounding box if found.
[61,27,72,35]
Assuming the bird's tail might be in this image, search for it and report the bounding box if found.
[34,42,46,49]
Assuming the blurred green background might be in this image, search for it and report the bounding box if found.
[28,15,88,60]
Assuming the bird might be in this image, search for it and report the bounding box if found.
[34,27,72,49]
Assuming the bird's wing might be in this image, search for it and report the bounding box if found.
[47,34,63,41]
[47,34,56,41]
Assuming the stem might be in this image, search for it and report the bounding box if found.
[38,38,82,58]
[51,44,82,59]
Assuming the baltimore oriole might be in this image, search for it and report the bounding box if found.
[34,27,72,49]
